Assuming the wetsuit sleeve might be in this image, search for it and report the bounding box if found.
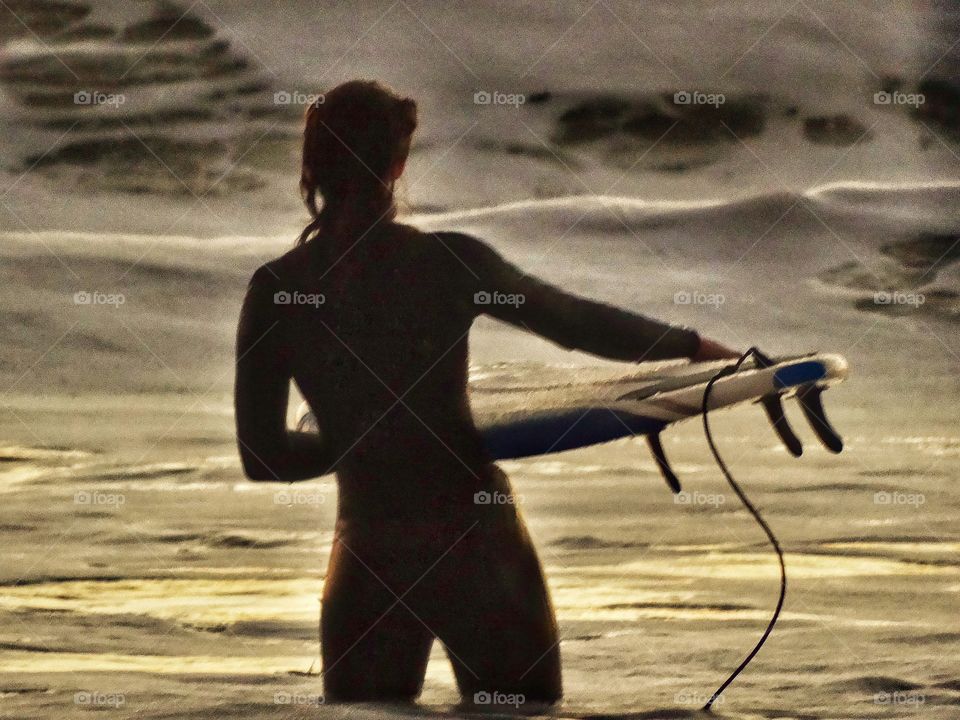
[447,233,700,362]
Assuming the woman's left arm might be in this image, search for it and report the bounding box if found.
[234,265,336,482]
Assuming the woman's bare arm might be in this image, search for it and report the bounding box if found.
[234,265,337,481]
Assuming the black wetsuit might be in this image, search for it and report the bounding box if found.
[235,223,699,702]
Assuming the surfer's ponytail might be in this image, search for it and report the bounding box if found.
[297,80,417,245]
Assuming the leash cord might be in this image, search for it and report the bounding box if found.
[701,347,787,711]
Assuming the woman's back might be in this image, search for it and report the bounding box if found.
[256,223,496,520]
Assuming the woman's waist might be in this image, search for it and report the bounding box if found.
[332,423,489,467]
[332,498,526,545]
[333,462,520,525]
[334,442,496,484]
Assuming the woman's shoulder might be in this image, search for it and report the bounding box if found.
[399,225,497,265]
[246,243,313,290]
[243,225,497,287]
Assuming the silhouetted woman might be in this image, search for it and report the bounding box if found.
[235,80,738,706]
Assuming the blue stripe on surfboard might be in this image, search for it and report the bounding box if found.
[482,409,666,460]
[773,361,827,390]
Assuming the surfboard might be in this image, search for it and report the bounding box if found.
[295,352,848,491]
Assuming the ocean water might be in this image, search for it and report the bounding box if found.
[1,1,958,719]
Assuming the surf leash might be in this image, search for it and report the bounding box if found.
[700,347,786,711]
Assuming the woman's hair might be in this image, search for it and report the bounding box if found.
[297,80,417,245]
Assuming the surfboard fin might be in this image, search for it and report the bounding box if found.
[647,433,682,494]
[760,393,803,457]
[796,384,844,453]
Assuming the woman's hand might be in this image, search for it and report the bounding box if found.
[691,336,742,362]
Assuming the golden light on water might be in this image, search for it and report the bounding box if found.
[2,552,950,629]
[2,548,949,676]
[0,651,311,675]
[0,578,322,625]
[554,552,960,581]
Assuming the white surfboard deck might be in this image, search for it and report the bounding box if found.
[295,353,848,460]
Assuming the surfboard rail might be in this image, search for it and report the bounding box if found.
[295,352,849,492]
